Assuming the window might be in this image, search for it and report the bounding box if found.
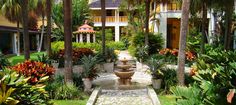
[106,10,112,16]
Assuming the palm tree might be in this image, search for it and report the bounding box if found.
[1,0,21,56]
[177,0,190,86]
[20,0,30,59]
[46,0,52,56]
[63,0,73,83]
[224,0,234,50]
[145,0,150,47]
[36,0,46,52]
[101,0,106,56]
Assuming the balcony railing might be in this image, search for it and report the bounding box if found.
[119,16,128,22]
[93,16,128,23]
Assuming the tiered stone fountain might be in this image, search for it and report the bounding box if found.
[114,58,135,85]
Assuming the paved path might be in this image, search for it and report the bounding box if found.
[95,89,153,105]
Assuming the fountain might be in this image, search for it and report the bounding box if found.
[114,58,135,85]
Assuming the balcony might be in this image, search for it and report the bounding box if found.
[93,16,128,23]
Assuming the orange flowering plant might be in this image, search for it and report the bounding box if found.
[159,48,197,65]
[11,60,55,84]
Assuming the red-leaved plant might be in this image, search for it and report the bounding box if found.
[11,60,55,84]
[58,48,94,62]
[159,48,196,61]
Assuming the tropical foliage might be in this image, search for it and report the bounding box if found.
[11,60,55,84]
[0,68,51,105]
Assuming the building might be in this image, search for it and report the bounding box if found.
[89,0,128,42]
[0,13,42,55]
[150,0,215,48]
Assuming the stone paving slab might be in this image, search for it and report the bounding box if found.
[95,89,153,105]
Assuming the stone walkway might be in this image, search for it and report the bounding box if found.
[95,89,153,105]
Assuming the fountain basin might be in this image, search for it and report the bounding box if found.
[116,65,132,70]
[114,70,135,79]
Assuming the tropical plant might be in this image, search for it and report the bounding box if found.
[37,54,51,64]
[80,55,99,79]
[162,68,177,93]
[11,60,55,84]
[52,0,91,33]
[0,68,51,105]
[135,46,149,63]
[45,73,84,99]
[104,47,118,63]
[131,32,164,55]
[55,83,81,100]
[0,52,10,69]
[171,85,206,105]
[146,55,165,79]
[171,50,236,104]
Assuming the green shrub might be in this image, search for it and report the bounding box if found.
[106,41,126,50]
[96,28,114,41]
[131,32,164,55]
[186,27,201,52]
[0,52,10,69]
[55,83,82,100]
[162,68,177,93]
[52,41,126,53]
[171,50,236,104]
[45,74,84,99]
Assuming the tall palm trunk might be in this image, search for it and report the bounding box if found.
[17,20,20,56]
[46,0,52,56]
[177,0,190,86]
[224,0,234,50]
[21,0,30,60]
[145,0,150,46]
[101,0,106,56]
[63,0,73,83]
[200,1,207,54]
[38,16,45,52]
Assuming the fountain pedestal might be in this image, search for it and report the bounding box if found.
[114,58,135,85]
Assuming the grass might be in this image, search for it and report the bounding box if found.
[52,99,88,105]
[7,52,46,65]
[158,95,176,105]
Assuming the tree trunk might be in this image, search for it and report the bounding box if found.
[101,0,106,56]
[224,0,234,50]
[46,0,52,56]
[177,0,190,86]
[63,0,73,84]
[17,21,20,56]
[38,16,45,52]
[200,0,207,54]
[145,0,150,46]
[21,0,30,60]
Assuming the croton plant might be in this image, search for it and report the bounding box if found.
[58,48,94,62]
[159,48,197,61]
[11,60,55,84]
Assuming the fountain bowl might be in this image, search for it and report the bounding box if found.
[114,70,135,79]
[116,65,132,70]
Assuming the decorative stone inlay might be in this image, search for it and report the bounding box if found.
[95,89,153,105]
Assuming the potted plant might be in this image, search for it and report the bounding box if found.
[146,55,165,89]
[80,55,99,91]
[103,47,117,73]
